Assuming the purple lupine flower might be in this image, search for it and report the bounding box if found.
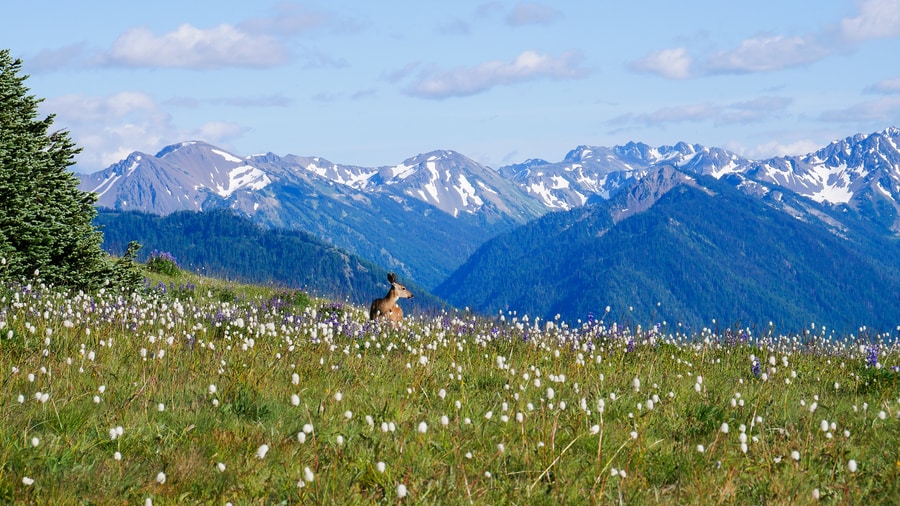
[866,345,879,368]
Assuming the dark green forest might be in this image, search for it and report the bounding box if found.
[95,209,444,312]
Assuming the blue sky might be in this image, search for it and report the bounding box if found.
[7,1,900,173]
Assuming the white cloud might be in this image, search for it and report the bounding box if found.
[729,138,825,159]
[403,50,586,99]
[840,0,900,41]
[506,2,562,26]
[635,0,900,80]
[630,47,692,80]
[45,92,159,122]
[42,92,243,172]
[707,34,829,73]
[102,24,289,69]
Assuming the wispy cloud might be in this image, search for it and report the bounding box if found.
[437,18,472,35]
[610,96,791,128]
[839,0,900,42]
[819,96,900,122]
[402,50,587,99]
[866,78,900,94]
[631,0,900,79]
[238,2,331,36]
[506,2,562,26]
[706,34,829,74]
[25,43,88,73]
[630,47,692,79]
[164,94,293,108]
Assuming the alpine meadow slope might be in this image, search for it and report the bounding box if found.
[95,208,443,312]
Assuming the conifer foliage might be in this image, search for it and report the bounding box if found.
[0,49,140,290]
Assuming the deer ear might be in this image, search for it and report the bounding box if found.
[387,272,397,284]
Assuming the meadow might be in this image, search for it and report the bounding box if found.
[2,265,900,505]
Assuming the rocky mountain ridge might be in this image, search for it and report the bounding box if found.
[78,127,900,289]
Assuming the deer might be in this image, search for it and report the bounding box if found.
[369,272,414,325]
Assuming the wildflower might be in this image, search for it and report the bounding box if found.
[344,410,353,420]
[720,423,730,434]
[114,451,122,461]
[591,425,600,435]
[217,462,226,472]
[208,384,217,395]
[812,488,820,500]
[157,403,165,412]
[304,467,315,483]
[334,391,343,402]
[376,461,386,473]
[257,444,269,459]
[22,477,34,486]
[31,437,39,447]
[156,471,166,484]
[291,394,300,406]
[848,460,858,473]
[791,450,800,461]
[866,345,879,368]
[418,421,428,434]
[396,483,408,498]
[697,444,705,453]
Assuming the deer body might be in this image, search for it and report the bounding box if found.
[369,272,414,324]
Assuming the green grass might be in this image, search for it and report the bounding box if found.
[2,270,900,504]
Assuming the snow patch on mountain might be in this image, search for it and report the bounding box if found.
[215,166,271,197]
[212,148,243,163]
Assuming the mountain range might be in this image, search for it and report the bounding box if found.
[78,127,900,330]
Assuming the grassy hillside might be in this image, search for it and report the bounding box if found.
[2,263,900,503]
[94,208,445,313]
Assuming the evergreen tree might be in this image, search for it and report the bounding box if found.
[0,49,140,290]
